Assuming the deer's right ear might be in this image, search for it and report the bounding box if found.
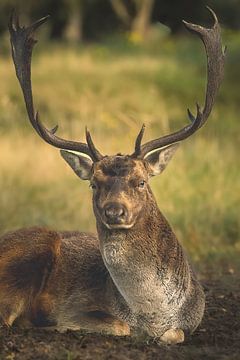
[144,143,179,176]
[60,150,93,180]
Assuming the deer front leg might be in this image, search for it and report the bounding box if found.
[56,311,131,336]
[83,314,131,336]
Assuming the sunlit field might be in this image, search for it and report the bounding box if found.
[0,31,239,273]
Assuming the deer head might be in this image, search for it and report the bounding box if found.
[59,139,179,229]
[9,8,225,230]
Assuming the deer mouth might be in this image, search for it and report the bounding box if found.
[103,222,135,230]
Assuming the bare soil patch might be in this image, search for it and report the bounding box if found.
[0,275,239,360]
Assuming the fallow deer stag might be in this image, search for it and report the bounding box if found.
[2,8,224,344]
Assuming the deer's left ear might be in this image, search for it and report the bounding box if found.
[144,143,179,176]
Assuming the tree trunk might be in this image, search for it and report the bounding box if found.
[64,0,83,42]
[110,0,131,28]
[131,0,154,39]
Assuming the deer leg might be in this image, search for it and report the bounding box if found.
[57,311,131,336]
[85,312,131,336]
[0,297,26,327]
[30,293,57,328]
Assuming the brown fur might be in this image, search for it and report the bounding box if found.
[0,227,130,335]
[0,227,60,326]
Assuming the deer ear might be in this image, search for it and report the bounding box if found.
[144,143,179,176]
[60,150,93,180]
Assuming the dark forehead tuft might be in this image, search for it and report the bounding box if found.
[100,155,136,177]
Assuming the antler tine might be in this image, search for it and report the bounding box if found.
[131,124,145,158]
[85,127,103,161]
[9,12,101,159]
[139,7,225,158]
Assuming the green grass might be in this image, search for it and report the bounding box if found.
[0,31,239,272]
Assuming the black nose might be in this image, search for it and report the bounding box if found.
[104,203,126,224]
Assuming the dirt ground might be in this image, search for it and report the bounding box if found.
[0,275,239,360]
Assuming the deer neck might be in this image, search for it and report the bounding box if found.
[95,190,188,312]
[97,189,171,260]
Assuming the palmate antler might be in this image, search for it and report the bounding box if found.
[132,7,225,158]
[9,12,103,162]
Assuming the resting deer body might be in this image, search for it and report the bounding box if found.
[0,8,225,344]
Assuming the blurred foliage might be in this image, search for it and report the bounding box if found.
[0,0,239,41]
[153,0,240,33]
[0,26,239,272]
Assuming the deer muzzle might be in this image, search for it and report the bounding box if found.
[102,202,131,229]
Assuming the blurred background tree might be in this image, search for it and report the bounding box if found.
[110,0,155,40]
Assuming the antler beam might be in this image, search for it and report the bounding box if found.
[9,12,103,161]
[136,7,225,158]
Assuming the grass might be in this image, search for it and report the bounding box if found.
[0,30,239,273]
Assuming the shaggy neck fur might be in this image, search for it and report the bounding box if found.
[95,186,191,315]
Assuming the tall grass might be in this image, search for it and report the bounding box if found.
[0,32,239,272]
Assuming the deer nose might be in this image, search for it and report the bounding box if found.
[104,203,126,223]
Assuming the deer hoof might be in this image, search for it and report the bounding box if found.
[159,328,185,344]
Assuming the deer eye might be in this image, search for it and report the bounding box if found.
[90,182,97,190]
[138,180,145,188]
